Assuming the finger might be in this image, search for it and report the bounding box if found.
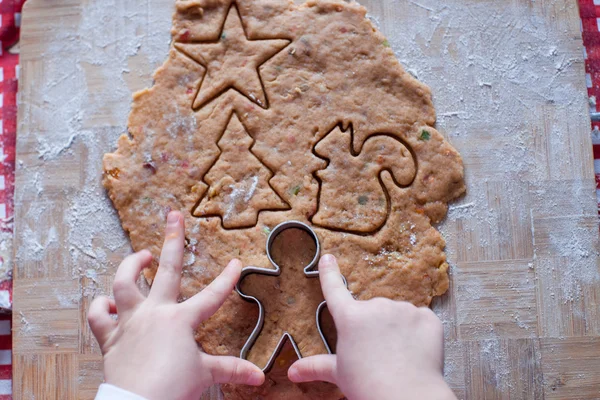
[182,259,242,327]
[288,354,337,384]
[87,296,117,348]
[204,355,265,386]
[318,254,353,316]
[149,211,185,303]
[113,250,152,312]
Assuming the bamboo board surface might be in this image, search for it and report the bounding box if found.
[12,0,600,399]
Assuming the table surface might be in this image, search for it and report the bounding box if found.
[11,0,600,399]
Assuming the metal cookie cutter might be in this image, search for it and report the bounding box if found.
[235,220,333,372]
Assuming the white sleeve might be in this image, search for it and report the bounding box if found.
[95,384,149,400]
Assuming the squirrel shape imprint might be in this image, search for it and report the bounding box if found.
[311,124,417,234]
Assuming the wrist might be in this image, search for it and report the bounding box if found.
[396,375,456,400]
[95,383,149,400]
[363,374,455,400]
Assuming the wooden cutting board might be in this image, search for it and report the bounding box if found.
[12,0,600,399]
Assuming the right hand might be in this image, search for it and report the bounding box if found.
[288,254,457,400]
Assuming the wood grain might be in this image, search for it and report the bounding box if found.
[12,0,600,399]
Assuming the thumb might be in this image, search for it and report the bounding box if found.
[288,354,337,384]
[204,355,265,386]
[182,259,242,327]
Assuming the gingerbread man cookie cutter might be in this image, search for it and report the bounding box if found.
[235,220,334,372]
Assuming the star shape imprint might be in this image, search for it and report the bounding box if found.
[175,5,290,109]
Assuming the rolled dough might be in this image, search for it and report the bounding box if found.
[103,0,465,398]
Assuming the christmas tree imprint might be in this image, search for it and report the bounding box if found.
[192,113,289,228]
[311,123,417,234]
[175,5,289,110]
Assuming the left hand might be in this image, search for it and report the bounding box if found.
[88,211,265,400]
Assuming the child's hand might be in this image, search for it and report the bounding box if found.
[288,255,456,400]
[88,211,264,400]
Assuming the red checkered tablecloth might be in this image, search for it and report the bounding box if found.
[0,1,25,398]
[0,0,23,312]
[0,1,598,398]
[0,316,11,400]
[580,0,600,205]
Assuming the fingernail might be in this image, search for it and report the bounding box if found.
[322,254,336,263]
[140,249,152,259]
[167,211,179,225]
[288,366,298,382]
[250,370,264,385]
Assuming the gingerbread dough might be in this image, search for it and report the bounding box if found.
[103,0,465,398]
[239,227,336,369]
